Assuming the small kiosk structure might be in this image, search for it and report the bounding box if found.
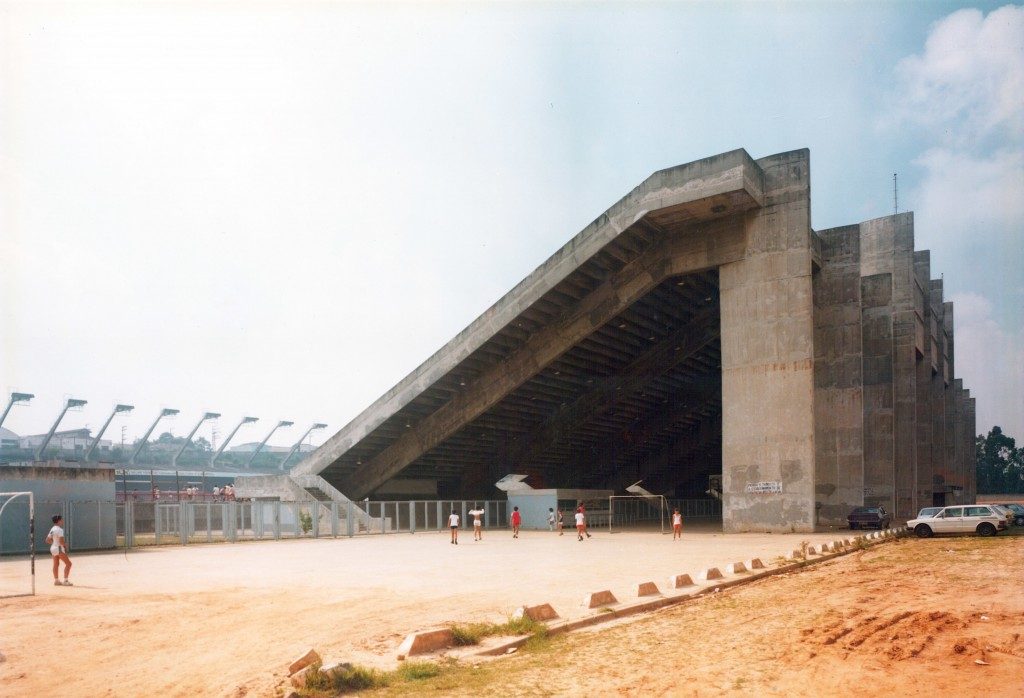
[496,474,613,530]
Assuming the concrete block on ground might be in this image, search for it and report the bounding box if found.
[725,562,747,574]
[698,567,723,581]
[745,558,765,570]
[636,581,661,597]
[806,546,818,555]
[788,549,803,560]
[818,543,831,553]
[668,573,695,588]
[288,648,321,676]
[290,662,350,688]
[582,590,618,608]
[513,603,559,622]
[396,628,455,660]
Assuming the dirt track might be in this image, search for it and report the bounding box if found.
[2,527,1020,697]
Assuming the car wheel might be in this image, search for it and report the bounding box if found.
[976,523,996,537]
[914,524,933,538]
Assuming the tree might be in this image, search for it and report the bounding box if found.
[976,426,1024,494]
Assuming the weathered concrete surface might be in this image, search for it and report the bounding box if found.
[721,149,817,532]
[255,146,978,533]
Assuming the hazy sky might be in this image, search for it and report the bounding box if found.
[1,1,1021,450]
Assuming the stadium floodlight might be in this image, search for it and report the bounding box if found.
[246,420,293,469]
[211,416,258,468]
[278,422,327,470]
[129,408,179,465]
[171,412,221,469]
[85,404,134,462]
[0,392,34,432]
[35,398,87,461]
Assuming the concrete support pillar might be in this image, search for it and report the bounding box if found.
[720,149,816,532]
[813,226,864,525]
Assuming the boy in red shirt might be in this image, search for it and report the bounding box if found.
[510,506,522,538]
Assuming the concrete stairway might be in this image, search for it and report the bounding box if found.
[290,473,377,531]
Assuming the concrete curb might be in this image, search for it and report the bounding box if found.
[472,530,906,659]
[396,628,456,660]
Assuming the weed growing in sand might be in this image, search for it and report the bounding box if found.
[395,661,441,681]
[449,615,545,646]
[302,661,390,694]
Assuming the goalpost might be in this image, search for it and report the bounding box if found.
[608,494,668,534]
[0,492,36,598]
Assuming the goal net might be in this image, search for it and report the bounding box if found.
[608,494,668,534]
[0,492,36,598]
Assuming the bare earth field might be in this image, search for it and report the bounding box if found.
[1,526,1020,697]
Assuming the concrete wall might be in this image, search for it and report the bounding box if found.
[721,149,817,532]
[813,226,864,525]
[0,465,116,553]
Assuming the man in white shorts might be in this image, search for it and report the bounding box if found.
[448,509,460,545]
[47,514,73,586]
[467,506,485,541]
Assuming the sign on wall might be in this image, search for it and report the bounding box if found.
[745,481,783,494]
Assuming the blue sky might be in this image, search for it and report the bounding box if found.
[1,1,1021,446]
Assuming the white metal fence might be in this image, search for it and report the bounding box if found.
[1,497,720,553]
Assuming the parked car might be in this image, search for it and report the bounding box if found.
[996,503,1024,526]
[916,507,943,519]
[907,505,1007,538]
[989,504,1015,527]
[847,506,891,530]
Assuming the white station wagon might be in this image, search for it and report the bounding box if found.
[907,505,1008,538]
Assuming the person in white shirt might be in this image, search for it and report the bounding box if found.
[467,507,485,541]
[46,514,73,586]
[448,510,460,545]
[574,510,586,541]
[672,508,683,540]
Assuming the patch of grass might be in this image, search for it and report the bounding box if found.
[395,661,440,681]
[450,622,493,646]
[302,661,391,694]
[449,614,545,645]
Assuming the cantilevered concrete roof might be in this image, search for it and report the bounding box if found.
[294,148,771,499]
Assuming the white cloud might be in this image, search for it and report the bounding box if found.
[912,146,1024,244]
[892,5,1024,438]
[895,4,1024,146]
[950,292,1024,437]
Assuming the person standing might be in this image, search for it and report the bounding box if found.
[467,505,485,541]
[557,509,564,536]
[574,508,586,541]
[510,506,522,538]
[448,509,460,545]
[547,508,555,532]
[46,515,73,586]
[577,505,592,538]
[672,508,683,540]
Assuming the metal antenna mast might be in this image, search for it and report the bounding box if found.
[893,172,898,216]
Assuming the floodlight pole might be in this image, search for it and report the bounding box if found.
[85,404,134,462]
[0,392,34,432]
[171,412,221,469]
[246,420,293,469]
[35,398,87,461]
[129,408,179,465]
[279,422,326,470]
[210,416,258,468]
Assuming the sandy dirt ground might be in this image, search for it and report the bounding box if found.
[370,533,1024,697]
[0,522,851,697]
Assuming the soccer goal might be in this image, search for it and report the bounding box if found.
[0,492,36,598]
[608,494,668,534]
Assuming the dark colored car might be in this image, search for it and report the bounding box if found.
[847,506,891,530]
[996,503,1024,526]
